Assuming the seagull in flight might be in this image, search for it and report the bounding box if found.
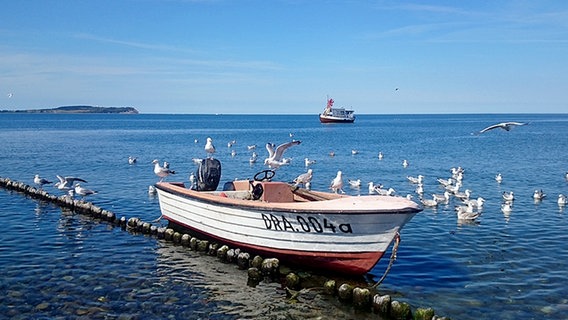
[264,140,301,169]
[477,122,528,134]
[55,175,87,190]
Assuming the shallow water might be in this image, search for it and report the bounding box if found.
[1,113,567,319]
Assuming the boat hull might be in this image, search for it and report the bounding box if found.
[155,182,420,275]
[319,114,355,123]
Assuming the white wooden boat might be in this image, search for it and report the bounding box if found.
[155,164,421,275]
[319,97,355,123]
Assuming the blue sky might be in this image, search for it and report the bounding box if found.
[1,0,567,114]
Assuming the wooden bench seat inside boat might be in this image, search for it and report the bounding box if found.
[224,180,295,203]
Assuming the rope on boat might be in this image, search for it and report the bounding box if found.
[370,231,401,289]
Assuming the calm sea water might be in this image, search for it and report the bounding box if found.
[1,113,567,319]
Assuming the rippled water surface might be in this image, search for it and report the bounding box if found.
[1,113,567,319]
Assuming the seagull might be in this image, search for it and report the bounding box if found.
[456,204,479,220]
[227,140,236,148]
[153,159,176,182]
[463,197,485,209]
[432,191,450,203]
[368,182,381,194]
[247,144,257,150]
[378,152,383,160]
[437,177,453,187]
[421,196,439,207]
[264,140,301,169]
[304,158,316,167]
[402,159,409,168]
[407,175,424,184]
[415,184,424,195]
[376,186,396,196]
[533,189,546,201]
[330,171,344,194]
[204,137,216,157]
[55,175,87,190]
[558,194,566,206]
[230,149,237,157]
[351,149,359,155]
[502,191,515,202]
[477,122,528,134]
[249,152,258,164]
[495,173,503,184]
[34,174,52,189]
[293,169,313,187]
[74,183,97,199]
[128,156,137,165]
[148,185,157,195]
[348,179,361,188]
[454,189,472,201]
[501,202,513,214]
[189,172,196,189]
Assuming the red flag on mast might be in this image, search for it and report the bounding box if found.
[327,98,334,109]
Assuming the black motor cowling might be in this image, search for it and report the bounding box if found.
[195,158,221,191]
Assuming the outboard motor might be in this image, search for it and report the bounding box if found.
[195,158,221,191]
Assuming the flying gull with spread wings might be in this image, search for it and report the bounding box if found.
[477,122,528,134]
[264,140,301,169]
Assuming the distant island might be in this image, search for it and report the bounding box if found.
[0,105,139,114]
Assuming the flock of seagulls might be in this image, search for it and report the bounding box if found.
[31,119,559,221]
[33,174,95,199]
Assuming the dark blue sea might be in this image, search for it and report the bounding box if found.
[1,113,567,319]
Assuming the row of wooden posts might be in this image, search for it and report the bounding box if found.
[0,176,449,320]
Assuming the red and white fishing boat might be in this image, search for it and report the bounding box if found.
[155,160,421,275]
[319,97,355,123]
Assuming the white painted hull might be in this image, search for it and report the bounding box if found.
[155,182,420,275]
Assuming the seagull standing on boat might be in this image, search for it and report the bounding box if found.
[330,171,344,194]
[204,137,216,157]
[477,122,528,134]
[264,140,301,169]
[153,159,176,182]
[293,169,313,188]
[74,183,97,199]
[55,175,87,190]
[34,174,52,189]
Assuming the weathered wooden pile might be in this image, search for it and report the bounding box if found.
[0,176,450,320]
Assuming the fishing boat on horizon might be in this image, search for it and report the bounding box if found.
[155,158,421,275]
[319,97,355,123]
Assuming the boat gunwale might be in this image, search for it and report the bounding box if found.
[155,182,422,215]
